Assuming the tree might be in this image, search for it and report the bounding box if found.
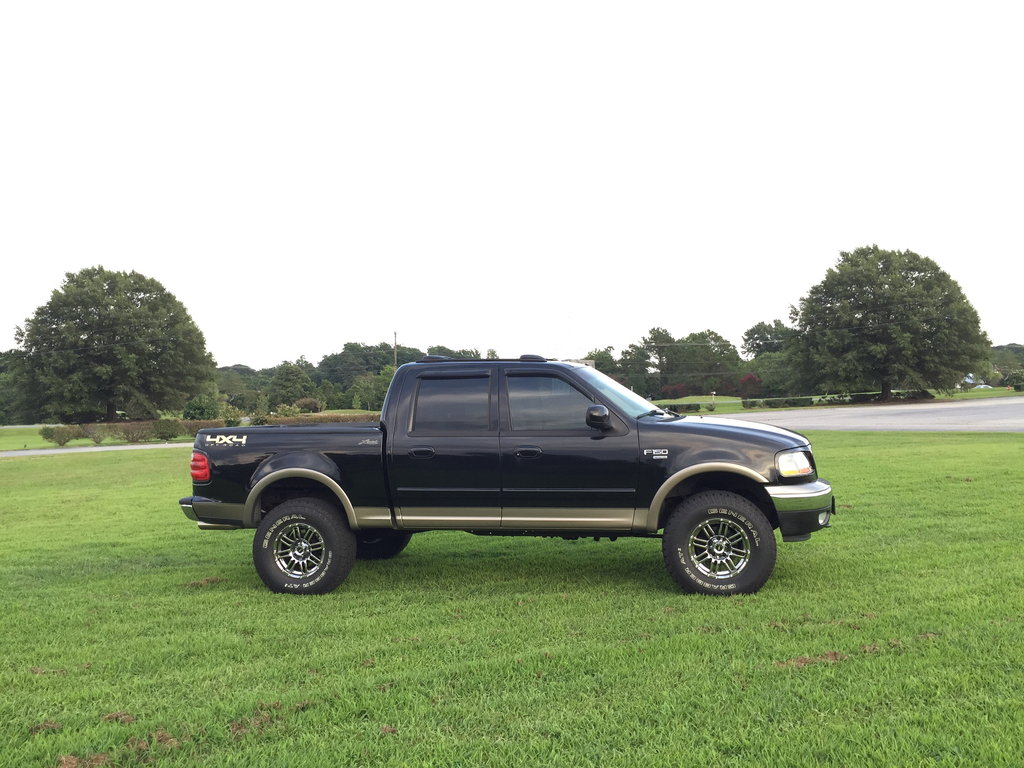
[791,245,990,399]
[584,346,620,374]
[13,267,215,421]
[618,342,658,397]
[428,345,480,359]
[642,328,677,390]
[268,360,314,407]
[991,344,1024,375]
[349,366,395,410]
[0,350,22,424]
[672,330,743,395]
[741,320,794,359]
[318,342,422,391]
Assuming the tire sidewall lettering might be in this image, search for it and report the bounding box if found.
[252,500,356,595]
[706,506,760,547]
[662,491,777,596]
[260,513,305,551]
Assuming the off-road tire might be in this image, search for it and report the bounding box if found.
[355,531,413,560]
[662,490,776,595]
[253,498,356,594]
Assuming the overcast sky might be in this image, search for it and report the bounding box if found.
[2,2,1021,371]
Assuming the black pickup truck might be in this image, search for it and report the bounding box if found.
[180,355,834,595]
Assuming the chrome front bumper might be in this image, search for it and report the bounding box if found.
[765,480,835,542]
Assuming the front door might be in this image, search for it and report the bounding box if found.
[499,372,638,530]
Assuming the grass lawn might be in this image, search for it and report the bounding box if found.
[0,427,193,453]
[2,434,1023,766]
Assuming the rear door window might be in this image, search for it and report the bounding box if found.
[412,376,492,433]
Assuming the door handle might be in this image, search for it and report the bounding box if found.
[409,446,435,459]
[514,445,543,459]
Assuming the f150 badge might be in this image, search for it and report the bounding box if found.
[205,435,248,447]
[644,448,669,460]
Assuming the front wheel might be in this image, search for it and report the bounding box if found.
[662,491,777,595]
[253,498,356,594]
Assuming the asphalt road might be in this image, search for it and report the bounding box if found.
[0,442,193,457]
[723,396,1024,432]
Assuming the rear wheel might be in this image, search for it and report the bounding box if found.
[253,498,356,594]
[355,530,413,560]
[662,491,776,595]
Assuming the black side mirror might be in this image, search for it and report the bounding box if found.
[586,404,612,431]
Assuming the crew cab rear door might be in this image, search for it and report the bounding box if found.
[387,368,501,528]
[499,370,638,530]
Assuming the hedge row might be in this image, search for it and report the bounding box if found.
[741,397,815,409]
[662,403,706,413]
[39,413,383,447]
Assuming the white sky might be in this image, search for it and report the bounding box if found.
[2,2,1021,370]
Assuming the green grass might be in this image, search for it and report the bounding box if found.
[0,427,193,453]
[2,436,1023,766]
[0,427,63,451]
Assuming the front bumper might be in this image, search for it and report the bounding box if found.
[765,479,835,542]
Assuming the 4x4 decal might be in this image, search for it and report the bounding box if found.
[205,435,248,447]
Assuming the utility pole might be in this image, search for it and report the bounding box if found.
[393,332,398,366]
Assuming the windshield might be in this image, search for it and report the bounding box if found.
[575,366,663,419]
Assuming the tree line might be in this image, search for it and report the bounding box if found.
[1,247,1020,425]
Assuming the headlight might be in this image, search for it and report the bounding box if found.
[777,450,813,478]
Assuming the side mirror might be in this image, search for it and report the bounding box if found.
[586,404,612,431]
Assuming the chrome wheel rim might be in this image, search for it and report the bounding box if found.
[273,522,326,578]
[688,517,751,579]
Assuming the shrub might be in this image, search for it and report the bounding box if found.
[779,397,814,408]
[266,412,382,425]
[273,403,301,418]
[704,402,716,412]
[819,394,851,405]
[850,393,878,404]
[116,422,154,443]
[81,423,110,444]
[39,425,81,446]
[294,397,327,413]
[1003,369,1024,389]
[183,395,221,420]
[153,419,184,441]
[221,405,244,427]
[742,399,763,409]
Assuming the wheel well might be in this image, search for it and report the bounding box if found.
[253,477,341,523]
[656,471,778,531]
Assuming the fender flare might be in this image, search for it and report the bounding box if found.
[244,468,360,530]
[642,462,770,532]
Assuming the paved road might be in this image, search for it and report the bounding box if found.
[0,442,192,458]
[723,396,1024,432]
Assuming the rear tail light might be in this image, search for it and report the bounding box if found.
[190,451,211,483]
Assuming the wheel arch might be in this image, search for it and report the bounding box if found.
[644,463,777,533]
[245,469,360,529]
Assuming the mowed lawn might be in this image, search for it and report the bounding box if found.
[2,434,1022,767]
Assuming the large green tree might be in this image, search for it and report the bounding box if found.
[13,267,216,421]
[791,245,990,398]
[672,330,744,396]
[318,342,423,391]
[268,360,315,407]
[741,319,794,359]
